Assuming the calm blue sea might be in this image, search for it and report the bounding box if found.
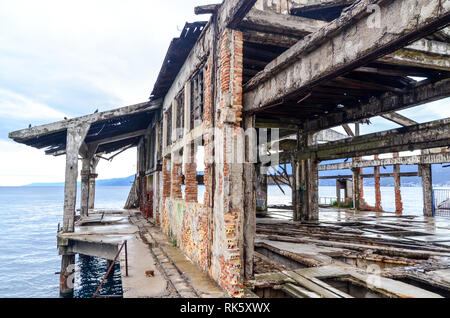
[0,184,429,298]
[0,186,130,298]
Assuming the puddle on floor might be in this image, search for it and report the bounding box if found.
[322,277,390,298]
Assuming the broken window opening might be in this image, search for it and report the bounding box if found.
[191,69,204,129]
[176,90,185,141]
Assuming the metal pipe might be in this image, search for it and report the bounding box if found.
[93,240,128,298]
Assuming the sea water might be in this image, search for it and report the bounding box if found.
[0,185,431,297]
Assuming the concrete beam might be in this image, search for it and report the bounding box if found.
[406,38,450,56]
[217,0,258,31]
[242,29,299,47]
[319,172,419,179]
[302,78,450,133]
[9,101,160,141]
[289,0,355,12]
[380,49,450,72]
[69,240,119,261]
[297,117,450,161]
[195,4,220,15]
[243,0,450,113]
[240,8,327,37]
[381,112,418,127]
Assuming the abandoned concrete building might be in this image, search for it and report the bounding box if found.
[8,0,450,298]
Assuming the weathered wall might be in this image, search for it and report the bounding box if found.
[209,28,245,297]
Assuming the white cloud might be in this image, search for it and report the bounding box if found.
[0,88,66,120]
[0,138,137,186]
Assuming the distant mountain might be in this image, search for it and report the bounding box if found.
[26,175,135,187]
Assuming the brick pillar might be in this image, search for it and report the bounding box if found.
[171,161,183,200]
[184,145,198,202]
[374,155,383,212]
[162,158,171,199]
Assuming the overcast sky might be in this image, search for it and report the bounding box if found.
[0,1,449,186]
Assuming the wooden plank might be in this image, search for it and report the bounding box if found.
[243,0,450,113]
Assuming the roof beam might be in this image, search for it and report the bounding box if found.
[342,124,354,137]
[90,129,147,147]
[319,152,450,170]
[243,0,450,113]
[218,0,258,31]
[239,8,327,37]
[381,112,418,127]
[242,29,299,47]
[405,38,450,56]
[297,117,450,161]
[194,4,220,15]
[301,77,450,133]
[9,101,160,142]
[289,0,355,12]
[379,49,450,72]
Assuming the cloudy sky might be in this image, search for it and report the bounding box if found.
[0,0,213,186]
[0,1,449,186]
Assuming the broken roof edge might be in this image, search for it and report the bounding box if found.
[8,99,162,142]
[149,20,210,102]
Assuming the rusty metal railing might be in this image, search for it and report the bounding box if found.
[93,240,128,298]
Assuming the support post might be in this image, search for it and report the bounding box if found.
[393,153,403,215]
[373,155,383,212]
[88,157,100,210]
[243,115,256,280]
[352,168,361,211]
[299,133,319,222]
[255,166,268,215]
[420,164,434,217]
[60,123,90,297]
[80,158,90,217]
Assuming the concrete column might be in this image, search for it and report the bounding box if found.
[59,254,75,298]
[392,153,403,215]
[352,168,361,211]
[88,157,100,210]
[374,155,383,212]
[80,159,90,217]
[243,115,256,280]
[305,158,319,222]
[60,123,89,297]
[299,159,307,221]
[420,164,433,217]
[63,125,89,232]
[255,166,268,215]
